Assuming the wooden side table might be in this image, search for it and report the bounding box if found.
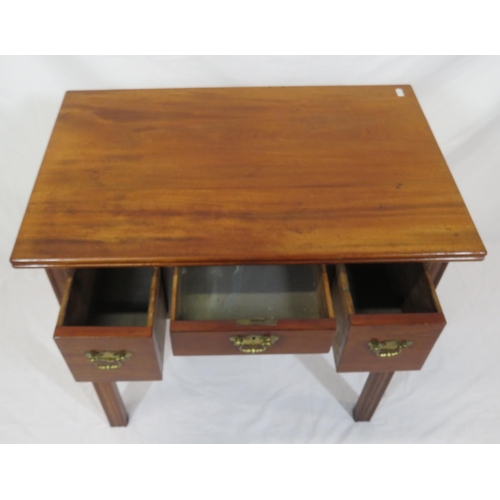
[10,86,486,426]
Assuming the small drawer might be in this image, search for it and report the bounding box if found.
[169,265,336,355]
[54,267,167,382]
[330,263,446,372]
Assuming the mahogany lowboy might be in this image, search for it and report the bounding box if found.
[10,86,486,425]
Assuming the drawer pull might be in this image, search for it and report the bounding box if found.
[229,335,279,354]
[85,350,132,370]
[368,340,413,358]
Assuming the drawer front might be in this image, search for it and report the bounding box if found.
[331,263,446,373]
[55,331,164,381]
[54,267,167,382]
[171,321,335,356]
[335,315,445,372]
[170,265,336,356]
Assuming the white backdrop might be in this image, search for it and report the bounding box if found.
[1,56,499,443]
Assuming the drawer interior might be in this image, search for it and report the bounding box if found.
[343,263,438,315]
[174,265,332,321]
[62,268,154,327]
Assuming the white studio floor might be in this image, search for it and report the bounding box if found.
[1,56,499,443]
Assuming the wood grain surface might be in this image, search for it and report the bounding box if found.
[170,328,336,356]
[425,262,449,287]
[54,333,164,381]
[93,382,129,427]
[353,372,394,422]
[336,317,446,372]
[46,268,73,303]
[11,86,486,268]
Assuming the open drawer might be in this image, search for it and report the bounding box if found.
[169,265,336,355]
[54,267,167,381]
[330,263,446,372]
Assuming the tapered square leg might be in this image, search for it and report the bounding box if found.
[353,372,394,422]
[93,382,128,427]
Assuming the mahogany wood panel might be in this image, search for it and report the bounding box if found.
[55,333,163,381]
[54,268,167,381]
[337,317,445,372]
[60,268,98,326]
[353,372,394,422]
[171,328,335,356]
[330,264,355,369]
[171,318,336,333]
[425,262,448,288]
[151,267,168,369]
[11,86,486,269]
[46,268,73,304]
[93,382,128,427]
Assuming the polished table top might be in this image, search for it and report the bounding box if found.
[11,86,486,268]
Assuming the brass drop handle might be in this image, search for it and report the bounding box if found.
[230,335,279,354]
[368,339,413,358]
[85,350,132,370]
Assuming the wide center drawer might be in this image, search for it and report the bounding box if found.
[169,264,336,355]
[330,263,446,372]
[54,267,167,381]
